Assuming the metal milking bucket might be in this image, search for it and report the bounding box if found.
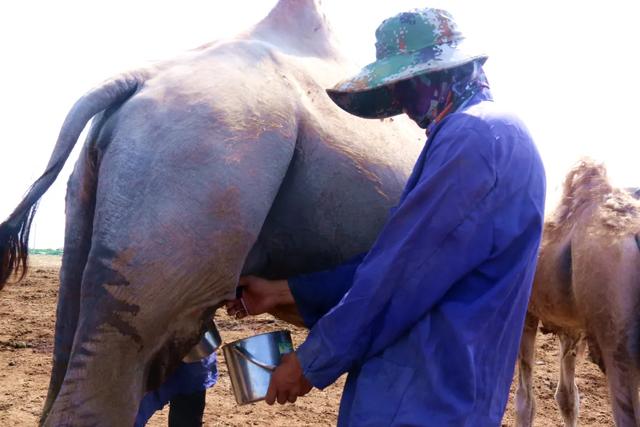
[182,318,223,363]
[222,330,294,404]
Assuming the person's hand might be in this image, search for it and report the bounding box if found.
[265,352,313,404]
[225,276,293,319]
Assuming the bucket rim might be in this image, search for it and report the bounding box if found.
[222,329,292,349]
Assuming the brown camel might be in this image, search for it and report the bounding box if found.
[516,159,640,426]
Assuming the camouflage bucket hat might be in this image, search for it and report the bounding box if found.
[327,8,487,119]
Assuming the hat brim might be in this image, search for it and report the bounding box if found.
[327,38,488,119]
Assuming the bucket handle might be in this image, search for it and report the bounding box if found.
[231,344,277,372]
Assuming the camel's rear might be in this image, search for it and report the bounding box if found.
[518,159,640,426]
[39,42,301,424]
[570,192,640,426]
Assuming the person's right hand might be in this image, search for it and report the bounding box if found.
[225,276,293,319]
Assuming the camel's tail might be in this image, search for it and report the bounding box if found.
[0,72,147,288]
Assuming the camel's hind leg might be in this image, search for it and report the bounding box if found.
[515,313,539,427]
[43,98,299,425]
[601,347,640,426]
[555,332,583,427]
[41,145,97,423]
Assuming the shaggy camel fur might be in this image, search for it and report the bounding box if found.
[515,159,640,426]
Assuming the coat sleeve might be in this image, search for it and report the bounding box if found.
[288,253,366,328]
[295,118,497,388]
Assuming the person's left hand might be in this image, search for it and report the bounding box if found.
[265,352,313,405]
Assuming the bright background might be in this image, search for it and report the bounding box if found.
[0,0,637,248]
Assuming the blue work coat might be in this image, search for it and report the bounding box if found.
[135,354,217,426]
[290,89,546,426]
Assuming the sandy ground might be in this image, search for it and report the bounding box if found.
[0,255,615,426]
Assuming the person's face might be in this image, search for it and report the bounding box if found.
[392,75,441,129]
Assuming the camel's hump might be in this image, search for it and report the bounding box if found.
[246,0,343,60]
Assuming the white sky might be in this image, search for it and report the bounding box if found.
[0,0,638,248]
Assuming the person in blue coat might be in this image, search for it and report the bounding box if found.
[227,7,546,426]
